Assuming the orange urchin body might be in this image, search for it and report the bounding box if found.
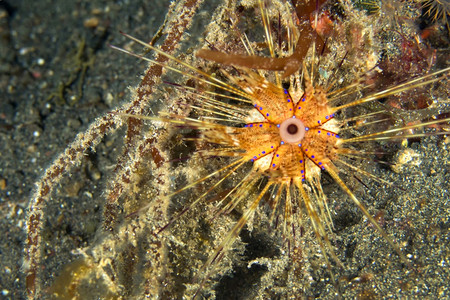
[202,69,339,184]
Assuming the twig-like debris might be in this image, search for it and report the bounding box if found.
[24,0,204,298]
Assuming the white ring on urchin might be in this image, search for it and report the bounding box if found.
[279,117,306,144]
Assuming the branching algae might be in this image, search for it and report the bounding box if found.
[25,0,449,299]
